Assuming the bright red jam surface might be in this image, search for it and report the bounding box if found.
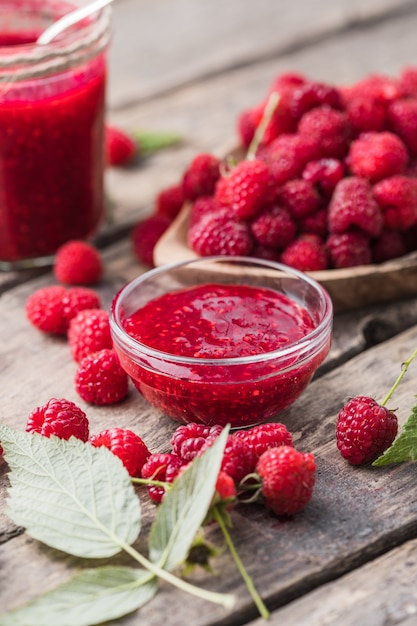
[117,283,330,427]
[0,27,106,263]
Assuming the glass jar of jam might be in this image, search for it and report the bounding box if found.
[0,0,110,269]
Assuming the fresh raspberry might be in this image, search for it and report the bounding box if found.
[189,196,220,227]
[398,67,417,97]
[237,106,259,148]
[345,96,387,134]
[182,153,221,201]
[25,286,100,334]
[170,422,223,463]
[214,159,272,219]
[302,158,345,198]
[281,234,328,271]
[336,396,398,465]
[131,213,172,266]
[68,308,112,363]
[298,207,328,238]
[141,453,184,503]
[328,177,383,237]
[373,175,417,231]
[26,285,68,334]
[341,74,401,107]
[187,209,253,257]
[54,240,103,286]
[217,435,255,484]
[297,106,351,159]
[155,183,185,220]
[347,131,409,182]
[26,397,89,441]
[234,422,293,466]
[326,231,371,268]
[75,348,129,405]
[388,98,417,156]
[214,471,237,501]
[256,446,316,516]
[372,229,407,263]
[260,133,320,186]
[290,81,343,120]
[250,205,296,249]
[105,125,137,166]
[266,71,306,95]
[276,179,321,219]
[89,428,151,477]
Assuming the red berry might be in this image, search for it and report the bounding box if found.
[348,131,409,182]
[281,234,328,271]
[336,396,398,465]
[26,286,100,334]
[302,158,345,198]
[26,397,89,441]
[276,179,321,220]
[261,133,320,186]
[189,196,220,227]
[155,184,185,220]
[398,67,417,97]
[170,422,223,463]
[250,205,296,249]
[256,445,316,516]
[205,434,254,484]
[328,177,383,237]
[388,98,417,156]
[298,207,328,238]
[89,428,151,477]
[141,453,184,503]
[234,422,293,466]
[290,81,343,119]
[214,470,237,502]
[373,175,417,231]
[214,159,272,219]
[298,105,351,159]
[131,213,172,267]
[372,229,407,263]
[105,125,137,166]
[68,308,112,363]
[75,348,129,405]
[62,287,101,327]
[54,240,103,286]
[326,231,371,268]
[182,153,221,201]
[187,209,253,257]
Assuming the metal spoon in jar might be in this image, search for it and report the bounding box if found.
[37,0,114,45]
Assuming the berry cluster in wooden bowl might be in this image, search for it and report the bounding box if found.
[135,68,417,311]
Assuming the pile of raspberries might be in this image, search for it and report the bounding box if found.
[133,67,417,271]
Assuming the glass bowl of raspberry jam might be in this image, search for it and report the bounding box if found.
[110,256,333,428]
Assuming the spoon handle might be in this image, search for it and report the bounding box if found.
[37,0,114,45]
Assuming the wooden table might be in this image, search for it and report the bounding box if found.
[2,1,417,624]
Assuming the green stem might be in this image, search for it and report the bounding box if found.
[246,91,280,160]
[213,507,270,619]
[131,476,169,489]
[381,347,417,406]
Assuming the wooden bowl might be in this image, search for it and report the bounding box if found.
[153,204,417,312]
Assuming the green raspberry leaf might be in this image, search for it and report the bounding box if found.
[372,400,417,466]
[149,425,229,571]
[133,130,182,156]
[0,566,156,626]
[0,424,141,558]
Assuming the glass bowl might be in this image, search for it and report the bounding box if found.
[110,256,333,428]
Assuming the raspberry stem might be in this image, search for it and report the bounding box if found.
[380,347,417,406]
[246,91,280,160]
[213,506,270,619]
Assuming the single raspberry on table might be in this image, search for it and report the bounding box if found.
[276,179,321,220]
[326,231,371,268]
[281,234,328,272]
[336,396,398,465]
[234,422,293,465]
[131,213,172,267]
[214,159,272,219]
[347,131,409,182]
[297,105,352,159]
[75,348,129,405]
[26,286,100,334]
[250,205,296,249]
[373,175,417,231]
[182,153,221,201]
[328,176,383,238]
[255,445,316,516]
[170,422,223,463]
[68,308,112,363]
[187,209,253,257]
[141,452,184,503]
[54,240,103,286]
[155,183,185,220]
[26,397,89,442]
[105,125,137,166]
[388,98,417,156]
[89,428,151,477]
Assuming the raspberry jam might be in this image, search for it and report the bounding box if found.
[0,1,110,269]
[112,266,333,428]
